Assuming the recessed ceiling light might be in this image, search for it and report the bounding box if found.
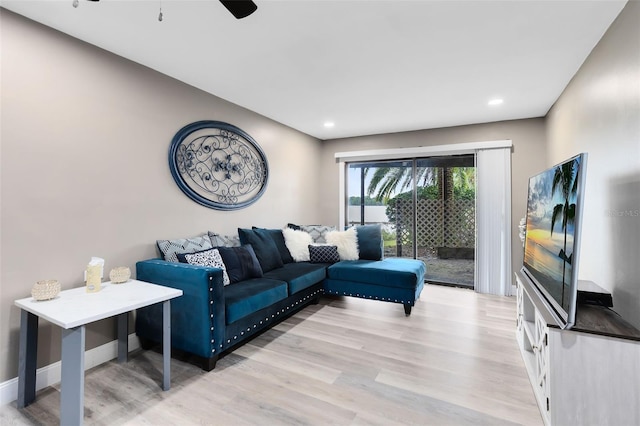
[324,121,335,128]
[488,98,504,106]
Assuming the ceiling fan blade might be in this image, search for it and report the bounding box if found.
[219,0,258,19]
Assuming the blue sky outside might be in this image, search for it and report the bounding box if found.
[347,163,409,201]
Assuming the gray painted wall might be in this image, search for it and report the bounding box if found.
[0,12,322,382]
[546,1,640,328]
[318,119,548,285]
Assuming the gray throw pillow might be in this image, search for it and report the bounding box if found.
[207,232,241,247]
[300,225,336,244]
[157,235,212,263]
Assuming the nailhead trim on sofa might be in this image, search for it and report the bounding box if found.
[226,289,323,344]
[324,288,410,305]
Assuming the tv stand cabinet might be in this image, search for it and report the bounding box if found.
[515,271,640,426]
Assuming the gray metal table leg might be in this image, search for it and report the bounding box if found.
[162,300,171,391]
[61,326,85,426]
[17,310,38,408]
[117,312,128,363]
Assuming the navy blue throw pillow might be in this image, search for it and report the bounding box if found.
[238,228,284,273]
[308,245,340,264]
[253,227,294,264]
[217,244,263,284]
[356,224,383,260]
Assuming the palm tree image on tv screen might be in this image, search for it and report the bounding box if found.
[524,155,582,312]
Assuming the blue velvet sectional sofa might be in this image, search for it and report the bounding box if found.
[135,225,425,371]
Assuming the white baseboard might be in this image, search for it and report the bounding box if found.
[0,333,140,406]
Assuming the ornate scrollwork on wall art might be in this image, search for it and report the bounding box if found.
[168,121,269,210]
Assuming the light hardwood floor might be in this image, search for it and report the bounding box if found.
[1,284,542,425]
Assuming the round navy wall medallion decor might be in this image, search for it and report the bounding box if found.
[169,121,269,210]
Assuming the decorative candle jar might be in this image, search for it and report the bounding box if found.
[109,267,131,284]
[32,279,61,301]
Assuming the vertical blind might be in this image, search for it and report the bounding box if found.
[475,147,512,296]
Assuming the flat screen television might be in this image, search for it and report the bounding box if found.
[522,153,588,329]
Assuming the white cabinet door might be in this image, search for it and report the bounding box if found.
[534,311,550,422]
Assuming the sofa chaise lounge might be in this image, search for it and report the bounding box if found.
[135,225,425,370]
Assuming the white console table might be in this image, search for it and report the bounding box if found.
[15,279,182,426]
[515,271,640,425]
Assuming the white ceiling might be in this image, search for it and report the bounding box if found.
[1,0,627,140]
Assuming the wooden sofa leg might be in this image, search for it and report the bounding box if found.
[201,355,219,372]
[404,304,412,316]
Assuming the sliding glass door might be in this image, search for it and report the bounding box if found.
[347,160,413,258]
[347,155,475,288]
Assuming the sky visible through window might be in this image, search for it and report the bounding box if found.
[347,164,404,201]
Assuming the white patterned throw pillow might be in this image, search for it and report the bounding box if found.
[181,248,230,285]
[326,227,359,260]
[282,228,313,262]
